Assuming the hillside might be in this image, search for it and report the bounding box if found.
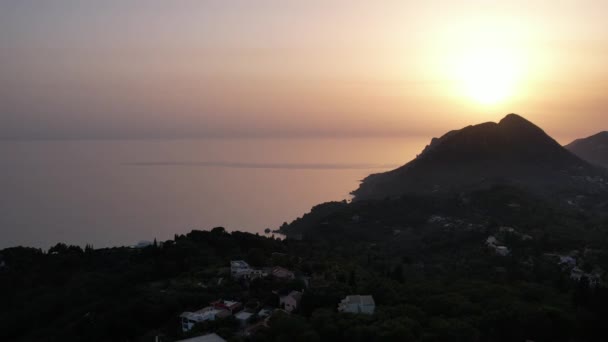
[353,114,606,200]
[566,131,608,168]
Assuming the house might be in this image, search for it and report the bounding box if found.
[279,291,302,313]
[559,256,577,268]
[235,311,254,326]
[570,267,584,281]
[175,333,226,342]
[486,236,498,246]
[211,300,242,314]
[499,226,516,233]
[230,260,266,280]
[570,267,602,287]
[338,295,375,314]
[271,266,295,280]
[494,246,510,256]
[248,269,267,280]
[231,260,251,278]
[257,307,274,318]
[180,307,231,332]
[485,236,510,256]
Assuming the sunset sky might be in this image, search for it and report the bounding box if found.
[1,0,607,143]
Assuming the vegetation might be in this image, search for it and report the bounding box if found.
[2,187,608,341]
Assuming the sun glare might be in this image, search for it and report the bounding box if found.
[455,47,521,105]
[436,19,532,107]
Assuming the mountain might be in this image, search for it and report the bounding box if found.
[565,131,608,168]
[353,114,607,200]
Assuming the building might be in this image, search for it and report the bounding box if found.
[279,291,302,313]
[230,260,266,280]
[338,295,375,314]
[231,260,251,278]
[211,300,242,314]
[257,307,274,318]
[570,267,602,287]
[180,307,231,332]
[175,333,226,342]
[499,226,516,233]
[495,246,510,256]
[559,256,577,268]
[271,266,295,280]
[486,236,498,246]
[486,236,510,256]
[235,311,254,326]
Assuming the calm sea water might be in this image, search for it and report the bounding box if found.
[0,138,427,249]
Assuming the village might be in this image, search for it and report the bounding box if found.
[173,259,375,342]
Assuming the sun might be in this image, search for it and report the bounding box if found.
[454,47,522,105]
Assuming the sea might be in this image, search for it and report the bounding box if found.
[0,137,428,249]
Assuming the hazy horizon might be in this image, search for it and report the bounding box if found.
[0,137,426,249]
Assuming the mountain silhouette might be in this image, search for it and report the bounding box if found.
[353,114,606,200]
[565,131,608,168]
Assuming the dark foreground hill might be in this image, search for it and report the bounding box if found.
[353,114,606,200]
[566,131,608,168]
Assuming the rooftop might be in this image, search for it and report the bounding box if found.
[231,260,250,268]
[235,311,253,320]
[343,295,375,306]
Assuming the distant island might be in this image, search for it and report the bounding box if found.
[2,114,608,342]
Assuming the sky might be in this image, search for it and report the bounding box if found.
[1,0,607,143]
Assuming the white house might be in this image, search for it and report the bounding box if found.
[486,236,510,256]
[338,295,375,314]
[279,291,302,313]
[486,236,498,246]
[230,260,266,280]
[235,311,254,326]
[495,246,510,257]
[180,307,231,332]
[231,260,251,278]
[257,307,273,318]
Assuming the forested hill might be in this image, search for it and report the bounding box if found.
[353,114,607,201]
